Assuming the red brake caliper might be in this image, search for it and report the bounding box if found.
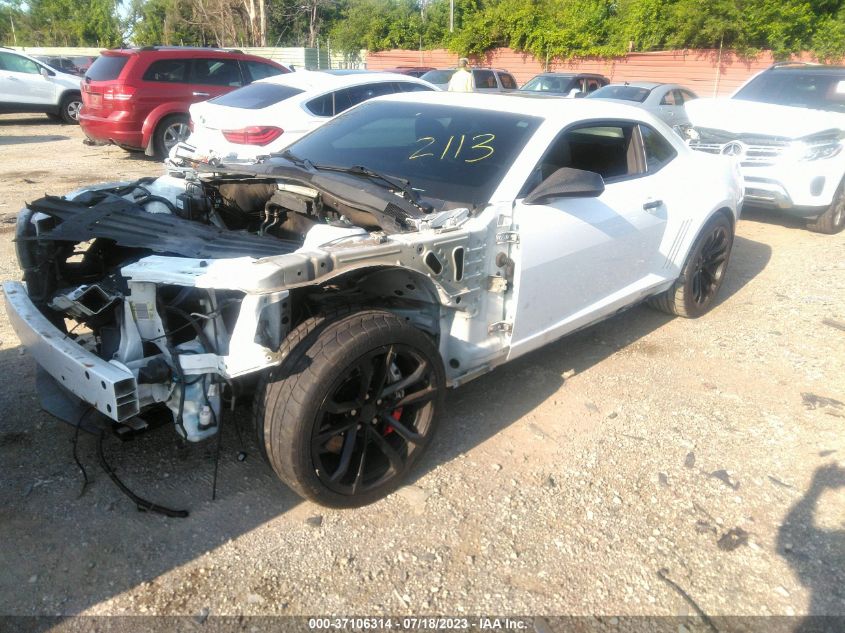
[384,408,403,435]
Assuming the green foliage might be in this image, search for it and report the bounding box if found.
[129,0,201,46]
[812,6,845,61]
[2,0,844,61]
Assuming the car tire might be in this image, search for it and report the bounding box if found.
[649,212,734,318]
[255,309,445,508]
[153,114,190,158]
[806,180,845,235]
[59,92,82,124]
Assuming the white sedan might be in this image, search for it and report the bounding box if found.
[170,70,437,164]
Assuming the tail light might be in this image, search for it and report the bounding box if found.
[102,85,136,108]
[222,126,283,146]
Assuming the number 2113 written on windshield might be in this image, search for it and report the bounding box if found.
[409,134,496,163]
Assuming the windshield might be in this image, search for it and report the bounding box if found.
[420,70,454,84]
[284,100,542,207]
[734,71,845,112]
[587,85,651,102]
[521,75,575,93]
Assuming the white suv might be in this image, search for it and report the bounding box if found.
[686,63,845,233]
[0,47,83,123]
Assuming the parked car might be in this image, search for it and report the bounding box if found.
[382,66,435,78]
[4,93,742,508]
[0,47,82,123]
[420,67,518,92]
[587,82,698,131]
[170,70,436,164]
[69,55,98,74]
[686,62,845,234]
[79,47,290,158]
[34,55,84,76]
[520,72,608,96]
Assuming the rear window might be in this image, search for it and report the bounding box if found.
[587,85,651,102]
[85,55,129,81]
[142,59,189,83]
[210,83,304,109]
[397,82,433,93]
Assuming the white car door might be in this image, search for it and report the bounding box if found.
[508,121,673,358]
[0,52,56,105]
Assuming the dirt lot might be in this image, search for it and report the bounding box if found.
[1,113,844,623]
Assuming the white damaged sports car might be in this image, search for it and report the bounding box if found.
[4,93,743,507]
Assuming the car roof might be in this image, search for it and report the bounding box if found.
[257,69,431,91]
[767,63,845,74]
[100,47,265,60]
[531,72,604,78]
[374,90,658,121]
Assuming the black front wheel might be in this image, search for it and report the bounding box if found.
[649,213,734,318]
[255,310,445,507]
[59,93,82,124]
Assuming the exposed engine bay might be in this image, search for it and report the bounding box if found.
[9,166,481,445]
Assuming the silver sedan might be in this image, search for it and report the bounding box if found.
[586,82,698,131]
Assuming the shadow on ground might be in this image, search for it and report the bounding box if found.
[0,135,70,146]
[778,463,845,631]
[0,235,771,617]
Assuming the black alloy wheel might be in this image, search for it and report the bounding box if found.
[312,344,437,496]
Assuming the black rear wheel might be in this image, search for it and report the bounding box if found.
[649,213,734,318]
[807,180,845,235]
[255,310,445,507]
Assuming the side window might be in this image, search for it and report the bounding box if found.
[660,90,676,106]
[191,58,242,86]
[586,79,601,93]
[680,89,697,103]
[332,82,396,114]
[243,61,284,83]
[566,124,641,180]
[521,122,642,195]
[142,59,189,83]
[499,73,517,90]
[640,124,677,172]
[473,70,496,90]
[305,93,334,117]
[0,52,40,74]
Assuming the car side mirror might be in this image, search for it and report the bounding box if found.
[39,67,52,78]
[523,167,605,205]
[573,91,586,98]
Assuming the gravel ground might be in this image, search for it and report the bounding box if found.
[0,113,844,621]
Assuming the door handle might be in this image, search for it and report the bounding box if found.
[643,199,663,211]
[192,91,210,97]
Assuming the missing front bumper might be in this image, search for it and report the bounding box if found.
[3,281,139,422]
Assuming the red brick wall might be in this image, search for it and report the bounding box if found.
[367,48,815,96]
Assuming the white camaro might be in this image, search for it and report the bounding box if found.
[4,93,743,508]
[169,70,437,164]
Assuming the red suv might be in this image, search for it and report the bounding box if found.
[80,47,289,157]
